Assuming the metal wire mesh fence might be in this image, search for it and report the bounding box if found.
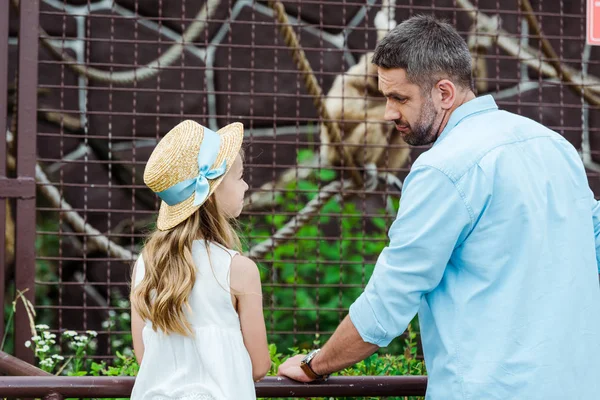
[3,0,600,387]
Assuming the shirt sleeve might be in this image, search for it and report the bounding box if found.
[349,165,473,347]
[590,196,600,274]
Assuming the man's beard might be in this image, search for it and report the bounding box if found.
[398,96,440,146]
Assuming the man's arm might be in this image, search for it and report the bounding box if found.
[277,316,378,382]
[278,165,473,380]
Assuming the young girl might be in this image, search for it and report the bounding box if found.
[130,120,270,400]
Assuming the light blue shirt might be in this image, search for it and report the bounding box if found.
[349,95,600,399]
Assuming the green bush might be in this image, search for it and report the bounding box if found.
[245,149,400,353]
[19,319,424,400]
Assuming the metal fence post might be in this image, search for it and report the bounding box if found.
[0,0,11,340]
[14,0,40,364]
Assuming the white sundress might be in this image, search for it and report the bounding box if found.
[130,240,256,400]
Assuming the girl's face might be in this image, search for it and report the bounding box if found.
[214,154,249,218]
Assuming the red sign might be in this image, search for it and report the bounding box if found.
[588,0,600,45]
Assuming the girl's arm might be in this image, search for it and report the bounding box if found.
[230,255,271,381]
[130,263,145,365]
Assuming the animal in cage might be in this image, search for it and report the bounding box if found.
[319,52,410,172]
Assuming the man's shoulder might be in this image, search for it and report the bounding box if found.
[414,109,560,181]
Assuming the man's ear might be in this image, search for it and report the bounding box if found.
[433,79,456,110]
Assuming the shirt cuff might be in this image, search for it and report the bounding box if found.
[349,293,393,347]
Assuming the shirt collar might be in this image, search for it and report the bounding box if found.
[434,94,498,146]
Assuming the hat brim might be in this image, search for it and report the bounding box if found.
[156,122,244,230]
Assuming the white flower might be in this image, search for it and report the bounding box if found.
[43,331,56,340]
[69,341,87,349]
[102,320,115,329]
[35,324,50,330]
[112,339,123,348]
[36,344,50,354]
[24,341,31,348]
[108,310,116,317]
[62,330,77,338]
[40,358,54,368]
[31,335,41,342]
[86,330,98,337]
[118,300,129,308]
[51,354,64,361]
[120,313,130,321]
[74,335,88,342]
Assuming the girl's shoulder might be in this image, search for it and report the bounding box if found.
[229,253,257,272]
[229,254,260,294]
[191,241,260,293]
[192,239,238,257]
[204,242,258,276]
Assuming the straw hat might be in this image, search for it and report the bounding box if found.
[143,120,244,230]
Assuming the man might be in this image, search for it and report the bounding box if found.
[278,15,600,399]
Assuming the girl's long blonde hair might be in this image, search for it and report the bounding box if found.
[131,196,241,336]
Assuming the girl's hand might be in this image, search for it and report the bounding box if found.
[277,354,314,383]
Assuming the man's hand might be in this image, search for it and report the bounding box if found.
[278,316,379,383]
[277,354,314,383]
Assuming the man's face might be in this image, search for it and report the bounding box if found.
[378,67,441,146]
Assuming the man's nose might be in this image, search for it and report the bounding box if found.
[384,101,400,121]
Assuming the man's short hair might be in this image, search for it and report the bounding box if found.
[372,15,473,91]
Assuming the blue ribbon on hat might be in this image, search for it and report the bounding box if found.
[156,128,227,206]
